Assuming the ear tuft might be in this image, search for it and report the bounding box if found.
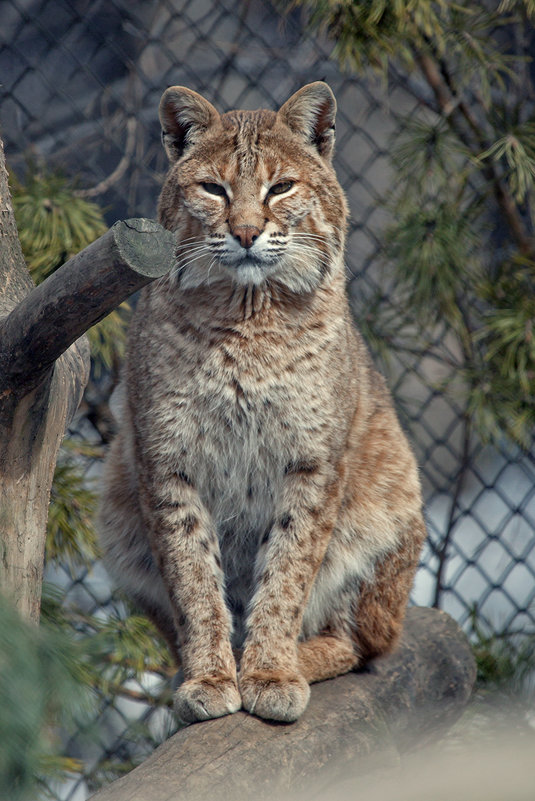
[159,86,219,162]
[278,82,337,161]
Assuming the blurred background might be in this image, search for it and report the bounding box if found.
[1,1,534,799]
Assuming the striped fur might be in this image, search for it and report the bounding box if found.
[98,83,426,724]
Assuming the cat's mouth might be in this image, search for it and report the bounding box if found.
[234,254,268,270]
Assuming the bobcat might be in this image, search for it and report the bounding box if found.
[98,82,426,725]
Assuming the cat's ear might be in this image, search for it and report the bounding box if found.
[278,82,337,161]
[159,86,219,162]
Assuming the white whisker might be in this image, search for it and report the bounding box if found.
[175,234,206,248]
[177,250,213,272]
[206,257,218,286]
[175,244,213,257]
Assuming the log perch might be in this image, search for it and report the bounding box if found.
[89,607,476,801]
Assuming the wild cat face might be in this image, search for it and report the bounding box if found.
[158,82,348,293]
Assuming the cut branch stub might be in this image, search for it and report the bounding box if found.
[0,218,176,406]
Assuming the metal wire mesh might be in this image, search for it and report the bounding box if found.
[1,1,535,798]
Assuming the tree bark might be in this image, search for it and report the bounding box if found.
[0,217,177,410]
[0,143,33,317]
[0,136,176,620]
[89,607,477,801]
[0,342,90,620]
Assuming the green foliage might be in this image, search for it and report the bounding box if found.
[469,609,535,695]
[39,586,174,698]
[383,106,535,446]
[0,594,85,801]
[36,583,175,794]
[499,0,535,17]
[86,302,131,376]
[10,163,131,375]
[10,166,107,279]
[46,451,100,572]
[293,0,517,88]
[79,608,175,691]
[478,122,535,204]
[385,200,479,331]
[38,442,175,789]
[297,0,535,449]
[291,0,449,70]
[390,117,470,191]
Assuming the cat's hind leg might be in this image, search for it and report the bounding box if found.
[297,513,426,683]
[234,636,357,683]
[351,514,426,663]
[297,631,358,682]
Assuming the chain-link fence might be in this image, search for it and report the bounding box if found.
[1,1,535,799]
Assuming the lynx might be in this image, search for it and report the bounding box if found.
[98,82,426,724]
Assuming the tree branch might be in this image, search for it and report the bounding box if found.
[414,49,534,256]
[75,118,138,199]
[88,607,476,801]
[0,199,175,620]
[0,218,176,412]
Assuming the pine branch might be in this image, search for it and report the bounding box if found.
[107,684,173,709]
[99,653,176,681]
[413,48,534,256]
[75,118,138,200]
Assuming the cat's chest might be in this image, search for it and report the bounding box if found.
[173,340,298,503]
[144,313,330,522]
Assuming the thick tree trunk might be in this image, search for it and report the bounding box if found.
[0,137,176,620]
[89,607,477,801]
[0,342,89,620]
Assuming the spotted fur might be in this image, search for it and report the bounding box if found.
[98,83,426,724]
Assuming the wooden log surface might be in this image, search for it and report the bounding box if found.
[0,217,176,406]
[90,607,476,801]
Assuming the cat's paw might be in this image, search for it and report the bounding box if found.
[173,676,241,724]
[239,670,310,722]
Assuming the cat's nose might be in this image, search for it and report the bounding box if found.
[232,225,261,249]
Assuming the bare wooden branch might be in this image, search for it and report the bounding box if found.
[89,607,476,801]
[75,117,138,199]
[0,218,176,409]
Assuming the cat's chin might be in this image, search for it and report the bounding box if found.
[227,260,268,287]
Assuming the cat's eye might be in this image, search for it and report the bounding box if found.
[269,181,294,196]
[201,182,227,198]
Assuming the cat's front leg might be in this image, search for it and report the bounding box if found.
[142,474,241,724]
[239,462,343,722]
